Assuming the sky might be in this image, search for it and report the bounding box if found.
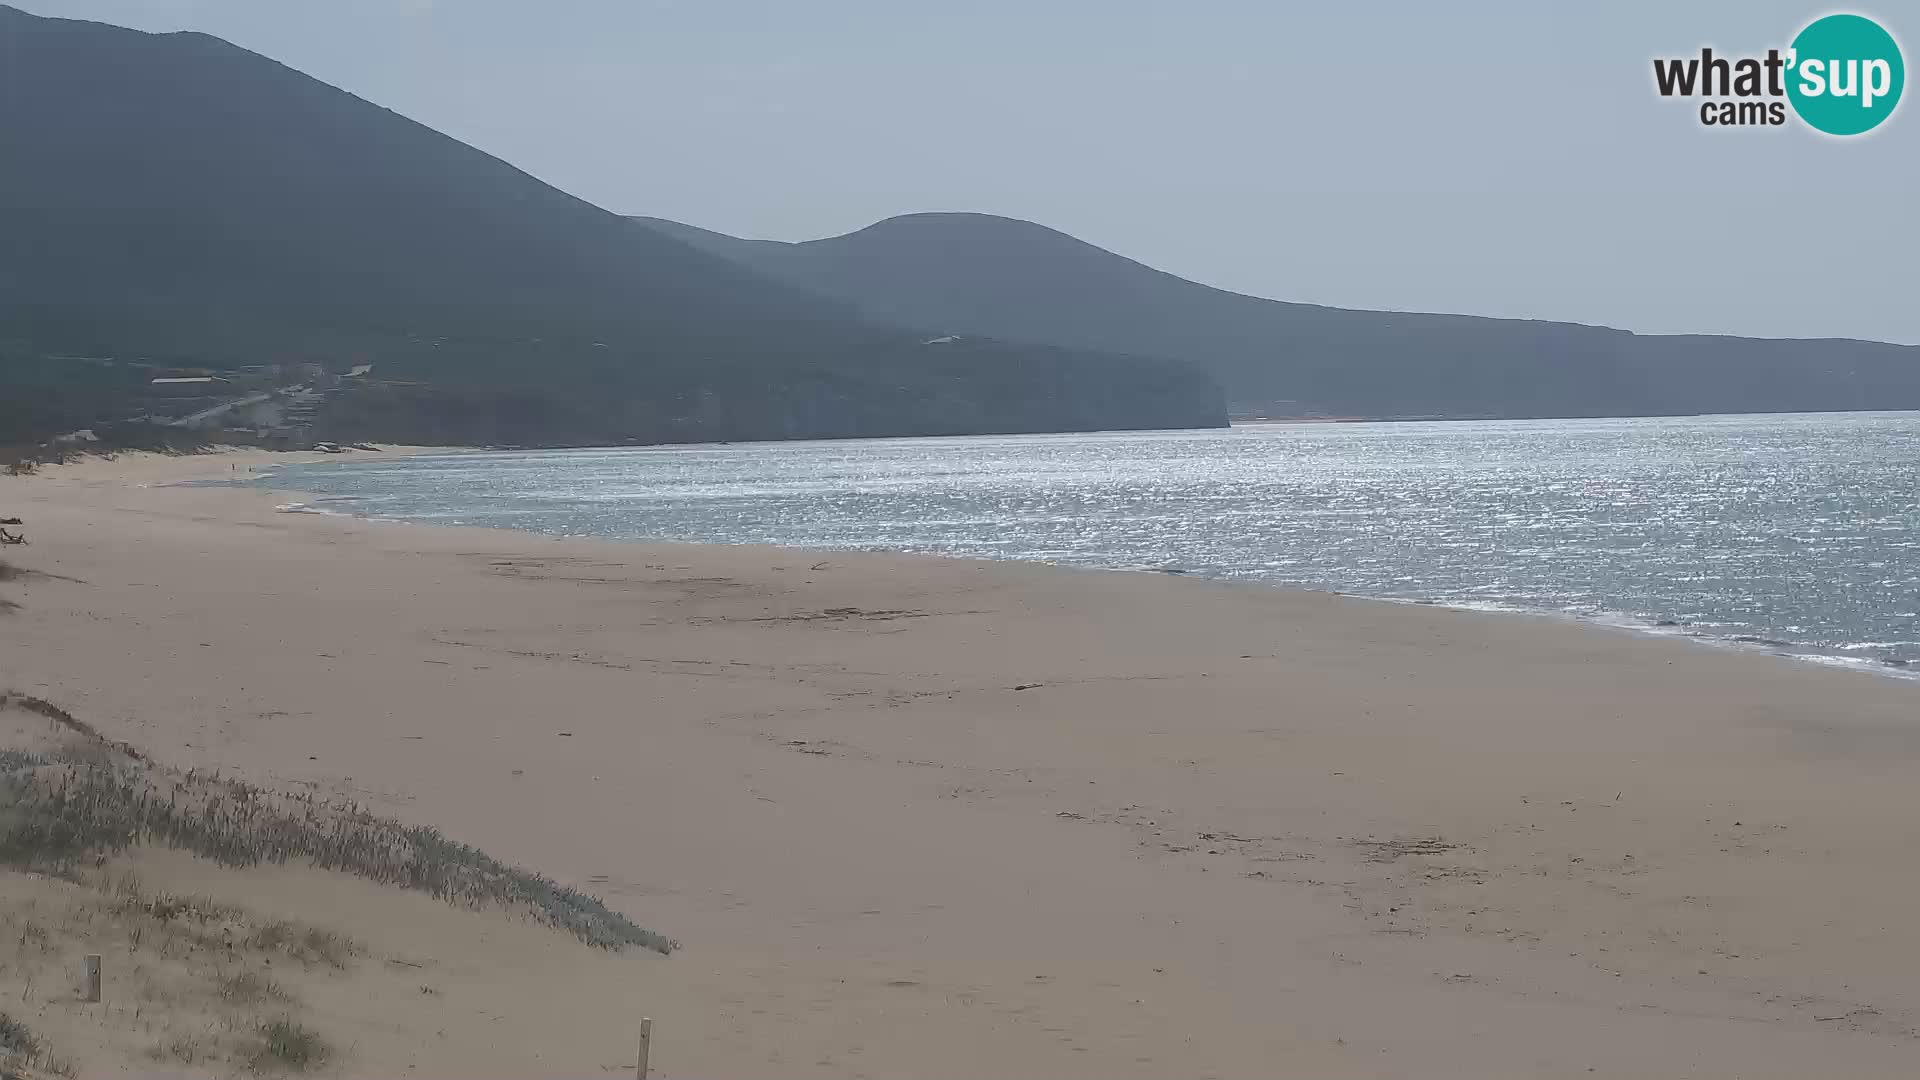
[15,0,1918,344]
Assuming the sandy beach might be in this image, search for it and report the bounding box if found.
[5,449,1920,1078]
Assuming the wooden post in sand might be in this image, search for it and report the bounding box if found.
[84,954,102,1002]
[635,1016,653,1080]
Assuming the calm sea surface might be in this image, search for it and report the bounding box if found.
[258,413,1920,674]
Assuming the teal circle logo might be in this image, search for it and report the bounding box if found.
[1786,14,1905,135]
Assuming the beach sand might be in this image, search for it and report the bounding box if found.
[4,450,1920,1077]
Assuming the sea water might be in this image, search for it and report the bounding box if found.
[256,412,1920,674]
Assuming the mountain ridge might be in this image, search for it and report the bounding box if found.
[636,212,1920,420]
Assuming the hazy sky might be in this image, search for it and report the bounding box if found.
[18,1,1918,343]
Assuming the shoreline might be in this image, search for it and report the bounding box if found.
[241,447,1920,686]
[9,450,1920,1077]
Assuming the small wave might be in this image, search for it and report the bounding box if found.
[1365,597,1920,683]
[1727,634,1794,649]
[274,501,353,517]
[1790,653,1920,678]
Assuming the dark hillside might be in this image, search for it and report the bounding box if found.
[0,7,1223,444]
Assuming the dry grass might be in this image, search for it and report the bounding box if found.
[248,1018,329,1072]
[150,1033,209,1067]
[3,865,343,1075]
[0,1012,74,1079]
[244,922,355,970]
[0,691,672,953]
[0,1013,36,1056]
[216,970,292,1006]
[0,695,131,756]
[0,691,674,1074]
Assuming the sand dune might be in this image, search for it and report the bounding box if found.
[5,450,1920,1077]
